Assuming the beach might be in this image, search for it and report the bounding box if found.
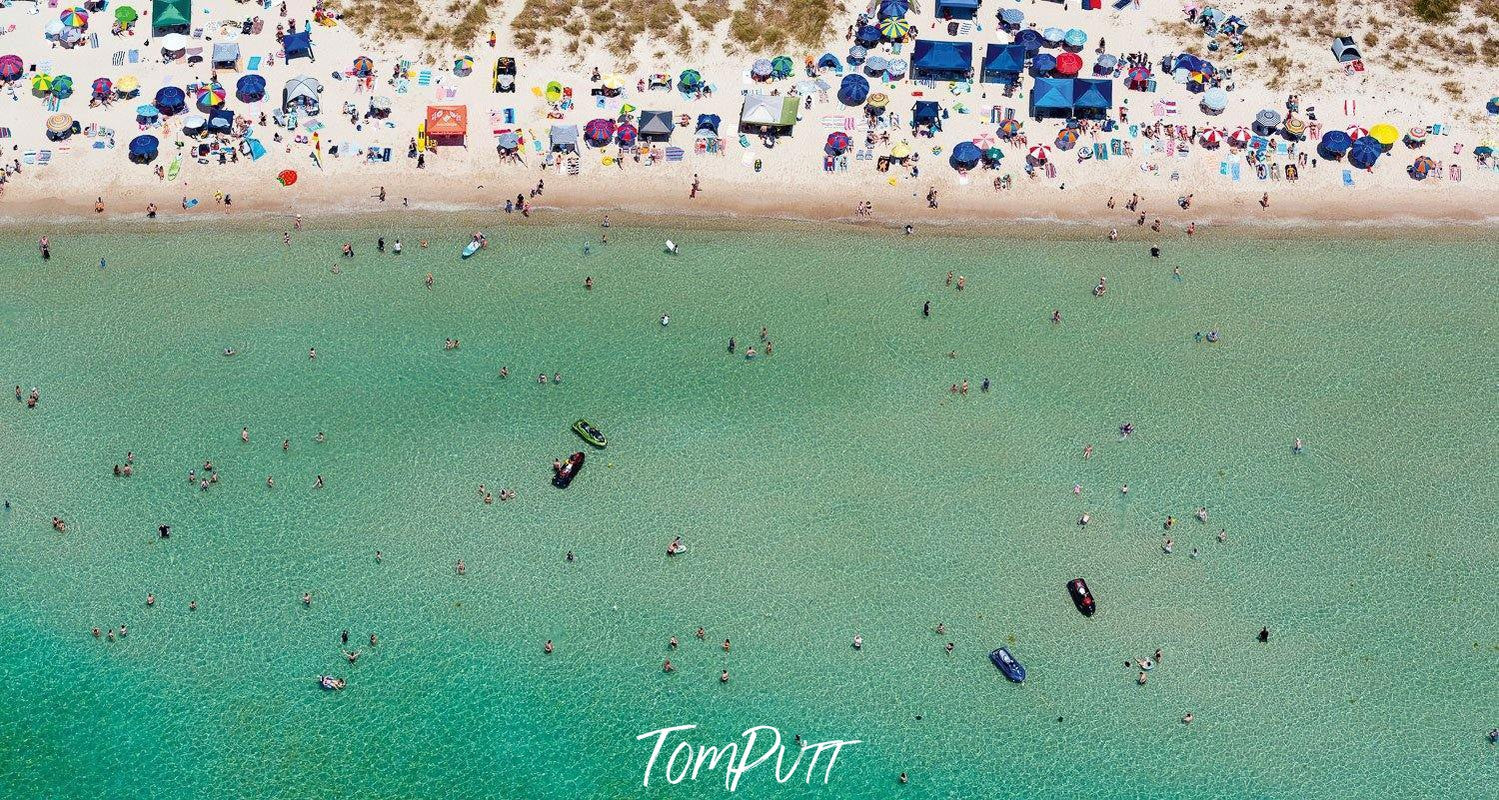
[1,218,1496,797]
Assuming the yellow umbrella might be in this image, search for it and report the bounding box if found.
[601,73,624,90]
[46,113,73,133]
[1369,123,1399,146]
[890,141,911,158]
[116,74,140,92]
[32,74,53,92]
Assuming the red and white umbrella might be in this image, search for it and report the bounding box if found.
[1027,144,1051,162]
[1227,127,1251,145]
[1200,128,1224,145]
[1346,125,1368,140]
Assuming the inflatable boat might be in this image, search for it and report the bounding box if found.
[318,675,346,691]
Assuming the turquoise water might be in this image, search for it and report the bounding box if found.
[0,219,1495,798]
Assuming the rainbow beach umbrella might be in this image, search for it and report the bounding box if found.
[454,56,475,76]
[60,8,89,28]
[998,118,1022,138]
[196,82,226,107]
[1054,128,1080,149]
[352,56,374,77]
[1408,155,1435,179]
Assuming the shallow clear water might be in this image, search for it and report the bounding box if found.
[0,219,1495,798]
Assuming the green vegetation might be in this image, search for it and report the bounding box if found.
[1409,0,1461,23]
[727,0,835,50]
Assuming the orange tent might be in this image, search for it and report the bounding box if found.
[425,105,468,143]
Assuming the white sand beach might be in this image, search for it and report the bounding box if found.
[0,0,1495,228]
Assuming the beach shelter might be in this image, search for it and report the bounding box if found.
[1055,52,1083,77]
[424,105,467,146]
[998,118,1022,139]
[154,85,186,115]
[544,81,563,103]
[615,123,638,147]
[949,141,982,169]
[911,40,972,81]
[583,118,615,147]
[1201,86,1228,114]
[549,124,579,152]
[151,0,191,35]
[638,110,674,141]
[454,56,475,77]
[1029,77,1074,119]
[1014,28,1044,55]
[207,108,233,132]
[128,134,159,163]
[115,6,140,26]
[195,82,226,109]
[1331,36,1361,63]
[838,73,870,106]
[0,55,22,82]
[1317,130,1352,159]
[935,0,980,20]
[912,101,940,127]
[880,17,911,40]
[235,74,266,102]
[46,113,75,140]
[282,75,321,114]
[212,42,240,71]
[826,131,850,155]
[282,31,314,62]
[352,56,374,77]
[181,113,207,136]
[816,53,842,73]
[982,44,1025,83]
[91,77,112,98]
[678,69,702,91]
[770,56,794,79]
[695,114,720,137]
[1348,138,1381,169]
[1054,127,1081,150]
[740,94,798,131]
[1368,123,1399,147]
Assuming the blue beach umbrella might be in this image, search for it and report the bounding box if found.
[50,74,75,98]
[1064,29,1087,49]
[236,74,266,102]
[128,134,159,162]
[1486,97,1499,114]
[1030,53,1057,76]
[1041,27,1066,47]
[838,73,870,106]
[856,25,882,46]
[1000,8,1024,26]
[879,0,909,17]
[135,103,159,123]
[1348,139,1381,169]
[154,85,186,115]
[848,45,867,64]
[949,140,982,169]
[1014,29,1043,54]
[751,58,772,78]
[1317,129,1352,158]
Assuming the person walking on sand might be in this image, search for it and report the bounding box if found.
[690,173,700,198]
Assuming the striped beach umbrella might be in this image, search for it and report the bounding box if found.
[1064,28,1087,49]
[1200,128,1224,146]
[1054,128,1080,150]
[352,56,374,76]
[998,118,1021,138]
[583,117,615,146]
[1127,66,1151,86]
[1405,126,1427,143]
[1000,8,1024,26]
[31,74,52,94]
[60,8,89,28]
[1345,125,1368,140]
[454,56,475,76]
[1227,127,1251,146]
[1409,155,1435,178]
[972,132,997,149]
[46,113,73,134]
[770,56,794,78]
[1041,27,1065,46]
[751,59,772,78]
[196,82,226,107]
[0,54,22,82]
[880,17,911,39]
[615,123,638,146]
[866,92,889,109]
[91,77,112,97]
[826,131,850,153]
[1027,144,1052,162]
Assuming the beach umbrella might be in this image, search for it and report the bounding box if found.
[1127,66,1151,86]
[1317,129,1352,156]
[1000,8,1024,26]
[91,77,112,97]
[135,103,159,121]
[454,56,475,76]
[1404,126,1427,145]
[583,117,615,146]
[114,5,139,25]
[545,81,563,102]
[1346,125,1368,140]
[998,118,1021,138]
[196,82,226,108]
[678,69,701,88]
[615,122,638,146]
[949,141,982,170]
[880,17,911,40]
[886,59,908,79]
[277,169,298,186]
[838,74,869,106]
[31,74,52,94]
[1064,28,1087,49]
[46,113,73,135]
[50,74,75,98]
[1409,155,1435,179]
[128,134,158,162]
[879,0,910,17]
[1228,127,1251,146]
[115,75,140,95]
[889,141,912,159]
[1201,86,1228,112]
[1095,54,1118,74]
[0,55,22,82]
[1368,123,1399,146]
[771,56,794,78]
[867,92,889,109]
[1488,97,1499,114]
[352,56,374,77]
[1031,53,1057,75]
[1474,145,1494,157]
[1200,128,1224,146]
[60,8,89,28]
[159,33,189,52]
[751,59,772,78]
[235,74,266,102]
[826,131,850,154]
[856,25,882,46]
[1254,109,1280,129]
[972,132,997,149]
[1041,27,1065,47]
[154,86,186,114]
[1014,29,1043,54]
[983,146,1003,163]
[496,131,520,150]
[864,56,888,76]
[1283,117,1305,139]
[601,73,624,90]
[44,20,66,38]
[181,113,207,134]
[1027,144,1052,162]
[60,27,83,45]
[1054,128,1081,150]
[1348,139,1381,169]
[1055,53,1082,77]
[847,45,867,63]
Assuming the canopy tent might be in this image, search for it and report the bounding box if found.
[154,85,186,114]
[235,74,266,102]
[425,105,467,144]
[695,113,721,137]
[128,134,159,162]
[638,109,674,140]
[740,94,798,129]
[1029,77,1073,119]
[1072,78,1113,117]
[910,40,972,81]
[282,75,321,114]
[211,42,240,70]
[912,100,940,125]
[282,31,314,62]
[207,108,233,131]
[838,73,870,106]
[949,140,982,169]
[549,124,579,152]
[151,0,190,35]
[935,0,980,20]
[981,43,1025,83]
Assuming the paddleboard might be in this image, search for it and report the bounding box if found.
[461,241,480,258]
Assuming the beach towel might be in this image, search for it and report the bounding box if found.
[1166,140,1175,157]
[665,147,684,162]
[1220,161,1228,175]
[1231,163,1241,181]
[246,56,262,71]
[90,33,99,49]
[167,157,181,181]
[1044,162,1057,179]
[112,51,125,67]
[0,128,9,139]
[1113,0,1133,8]
[128,50,140,64]
[418,70,432,86]
[1111,138,1123,155]
[21,151,35,165]
[1341,169,1354,187]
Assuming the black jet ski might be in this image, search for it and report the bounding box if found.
[1067,578,1097,617]
[552,451,585,488]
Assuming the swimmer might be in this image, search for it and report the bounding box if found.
[375,551,383,563]
[935,623,946,634]
[1173,265,1182,280]
[1073,483,1082,496]
[1078,513,1091,526]
[425,272,434,289]
[344,649,361,663]
[1138,671,1148,685]
[660,314,670,326]
[241,427,250,443]
[302,592,312,607]
[309,347,317,359]
[499,366,509,378]
[146,593,155,607]
[1293,438,1303,453]
[315,432,326,443]
[1108,227,1118,242]
[544,640,554,655]
[565,550,575,562]
[853,634,863,650]
[669,636,678,649]
[456,560,467,575]
[720,670,730,683]
[1217,529,1227,543]
[266,476,275,488]
[313,475,324,489]
[696,627,706,640]
[1121,484,1129,494]
[1196,507,1209,523]
[1162,537,1174,554]
[944,642,954,654]
[1182,712,1194,724]
[1083,444,1093,460]
[282,439,290,452]
[722,638,731,652]
[663,659,675,672]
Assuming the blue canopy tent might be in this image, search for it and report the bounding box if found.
[982,43,1025,84]
[1072,78,1113,118]
[154,86,186,115]
[935,0,980,19]
[128,134,159,163]
[235,74,266,102]
[912,101,940,126]
[1029,77,1074,119]
[1348,139,1381,170]
[837,73,870,106]
[207,108,234,131]
[1317,129,1352,160]
[949,141,982,169]
[695,113,720,137]
[1014,28,1044,55]
[1030,53,1057,77]
[911,40,972,81]
[816,53,843,73]
[282,31,314,62]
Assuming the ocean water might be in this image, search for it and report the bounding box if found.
[0,218,1494,798]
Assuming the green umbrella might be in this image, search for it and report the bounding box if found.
[114,5,139,24]
[679,69,701,87]
[770,55,793,77]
